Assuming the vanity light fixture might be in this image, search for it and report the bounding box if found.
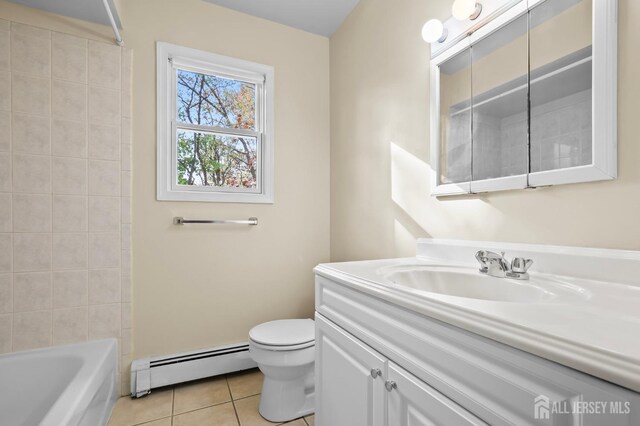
[451,0,483,20]
[421,19,448,44]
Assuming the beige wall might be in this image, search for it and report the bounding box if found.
[330,0,640,262]
[0,1,132,395]
[118,0,330,358]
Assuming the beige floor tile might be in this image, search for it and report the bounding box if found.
[173,375,231,414]
[228,368,264,400]
[304,415,315,426]
[108,388,173,426]
[137,418,172,426]
[234,394,281,426]
[173,402,239,426]
[283,420,306,425]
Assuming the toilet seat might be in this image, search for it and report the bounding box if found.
[249,319,314,348]
[249,339,314,351]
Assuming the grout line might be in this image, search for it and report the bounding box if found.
[170,387,175,426]
[231,392,262,403]
[225,375,242,426]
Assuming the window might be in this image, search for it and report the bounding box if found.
[157,42,274,202]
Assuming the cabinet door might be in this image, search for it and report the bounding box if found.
[387,362,487,426]
[315,314,386,426]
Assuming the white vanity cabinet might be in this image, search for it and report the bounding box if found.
[314,273,640,426]
[316,314,486,426]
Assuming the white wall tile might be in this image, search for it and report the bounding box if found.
[12,73,50,117]
[52,270,88,308]
[0,29,9,72]
[121,171,131,197]
[89,160,120,196]
[89,303,120,339]
[52,33,87,83]
[11,22,50,40]
[89,86,120,126]
[0,111,10,152]
[0,71,10,111]
[12,113,50,155]
[53,306,87,344]
[121,197,131,224]
[52,119,87,158]
[52,233,88,270]
[12,153,51,194]
[0,314,11,354]
[89,232,120,268]
[121,250,131,277]
[13,233,51,272]
[52,195,87,232]
[52,156,87,195]
[89,196,120,232]
[0,274,12,313]
[89,123,120,160]
[52,79,87,122]
[13,272,51,312]
[121,143,131,171]
[121,91,131,118]
[0,194,11,233]
[11,32,50,78]
[12,310,51,351]
[121,275,131,302]
[0,152,11,192]
[88,40,120,90]
[121,328,131,355]
[0,234,11,272]
[121,48,132,93]
[121,224,131,250]
[12,193,51,233]
[121,302,131,329]
[89,268,120,304]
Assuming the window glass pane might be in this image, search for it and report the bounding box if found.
[176,69,256,130]
[177,130,257,189]
[471,14,529,181]
[439,48,472,184]
[529,0,592,172]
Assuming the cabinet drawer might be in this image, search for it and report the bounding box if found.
[316,275,640,426]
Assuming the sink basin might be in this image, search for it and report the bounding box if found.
[377,264,588,303]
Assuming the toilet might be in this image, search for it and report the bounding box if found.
[248,319,315,422]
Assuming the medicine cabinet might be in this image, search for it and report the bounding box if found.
[430,0,617,196]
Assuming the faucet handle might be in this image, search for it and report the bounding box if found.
[511,258,533,273]
[475,250,489,273]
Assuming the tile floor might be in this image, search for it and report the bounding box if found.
[108,368,314,426]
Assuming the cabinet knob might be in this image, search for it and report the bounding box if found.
[370,368,382,379]
[385,380,397,392]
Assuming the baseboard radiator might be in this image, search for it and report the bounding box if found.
[130,342,257,398]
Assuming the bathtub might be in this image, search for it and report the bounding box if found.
[0,339,118,426]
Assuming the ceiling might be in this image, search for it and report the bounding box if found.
[6,0,122,28]
[204,0,361,37]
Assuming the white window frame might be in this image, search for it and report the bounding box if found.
[157,42,275,203]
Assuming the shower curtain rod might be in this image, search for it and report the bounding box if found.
[102,0,124,46]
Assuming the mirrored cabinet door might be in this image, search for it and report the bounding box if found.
[437,47,472,192]
[470,13,529,191]
[529,0,593,174]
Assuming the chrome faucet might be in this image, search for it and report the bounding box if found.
[475,250,533,280]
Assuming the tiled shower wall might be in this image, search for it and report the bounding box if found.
[0,20,133,395]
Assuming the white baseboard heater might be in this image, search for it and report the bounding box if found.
[130,342,257,398]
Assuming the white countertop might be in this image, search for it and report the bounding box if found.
[315,255,640,393]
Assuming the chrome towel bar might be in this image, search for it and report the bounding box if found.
[173,217,258,226]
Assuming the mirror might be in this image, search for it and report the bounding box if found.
[431,0,616,196]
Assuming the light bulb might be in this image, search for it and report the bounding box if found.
[452,0,482,21]
[421,19,447,44]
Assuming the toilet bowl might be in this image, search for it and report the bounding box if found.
[248,319,315,422]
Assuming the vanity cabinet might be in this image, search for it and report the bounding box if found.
[314,274,640,426]
[316,314,485,426]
